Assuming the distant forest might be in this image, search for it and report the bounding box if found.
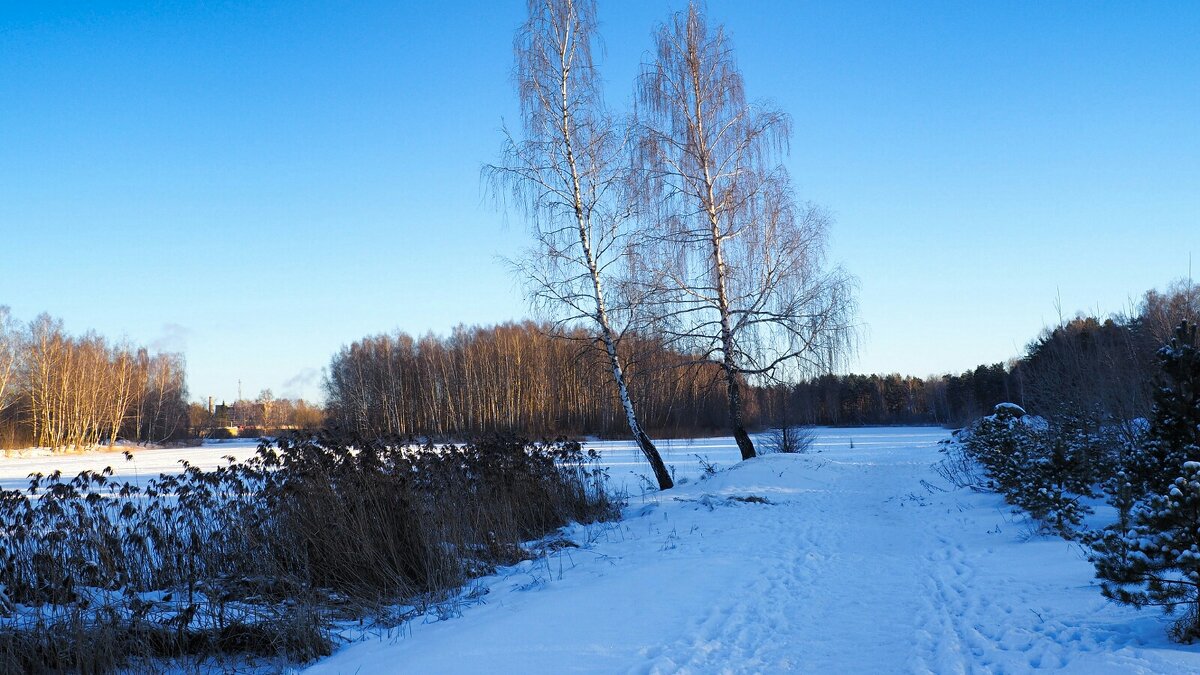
[2,281,1193,451]
[324,280,1198,439]
[0,310,188,450]
[321,320,1010,437]
[0,307,324,450]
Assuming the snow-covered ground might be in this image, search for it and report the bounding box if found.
[4,428,1199,672]
[303,427,1200,674]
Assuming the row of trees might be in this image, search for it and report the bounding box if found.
[769,280,1199,431]
[490,0,857,485]
[760,365,1013,429]
[323,281,1197,450]
[0,308,189,450]
[1009,278,1200,437]
[324,322,735,441]
[323,321,1023,441]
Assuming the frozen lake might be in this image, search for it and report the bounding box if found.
[0,427,949,493]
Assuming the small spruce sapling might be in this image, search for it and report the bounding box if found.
[1093,462,1200,642]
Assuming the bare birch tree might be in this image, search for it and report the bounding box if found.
[636,3,857,459]
[488,0,673,488]
[105,344,137,446]
[0,307,16,419]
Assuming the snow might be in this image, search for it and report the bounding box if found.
[0,439,263,492]
[301,427,1200,674]
[994,402,1028,416]
[5,428,1200,672]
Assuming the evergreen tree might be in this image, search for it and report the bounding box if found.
[1093,462,1200,642]
[1092,321,1200,642]
[1128,321,1200,500]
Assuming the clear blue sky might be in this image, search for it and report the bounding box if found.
[2,1,1197,403]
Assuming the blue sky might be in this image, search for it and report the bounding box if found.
[1,1,1197,403]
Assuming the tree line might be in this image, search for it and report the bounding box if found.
[324,281,1198,442]
[324,321,733,440]
[0,307,189,450]
[322,321,1014,439]
[758,366,1012,429]
[769,281,1199,430]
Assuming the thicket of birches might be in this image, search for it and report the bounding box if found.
[947,280,1200,641]
[0,309,188,451]
[323,321,1013,440]
[0,305,330,451]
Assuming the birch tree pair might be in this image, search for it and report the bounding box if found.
[491,0,856,484]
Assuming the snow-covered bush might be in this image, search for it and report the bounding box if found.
[1098,425,1150,536]
[961,403,1093,538]
[960,402,1031,490]
[1093,462,1200,642]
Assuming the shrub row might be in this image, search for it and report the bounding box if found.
[952,404,1106,538]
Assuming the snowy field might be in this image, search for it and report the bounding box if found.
[591,427,943,492]
[4,428,1200,672]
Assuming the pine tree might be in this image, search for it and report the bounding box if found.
[1092,321,1200,642]
[1093,462,1200,641]
[1124,321,1200,499]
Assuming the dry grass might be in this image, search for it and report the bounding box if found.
[0,433,617,672]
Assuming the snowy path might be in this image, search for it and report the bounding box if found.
[305,428,1200,674]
